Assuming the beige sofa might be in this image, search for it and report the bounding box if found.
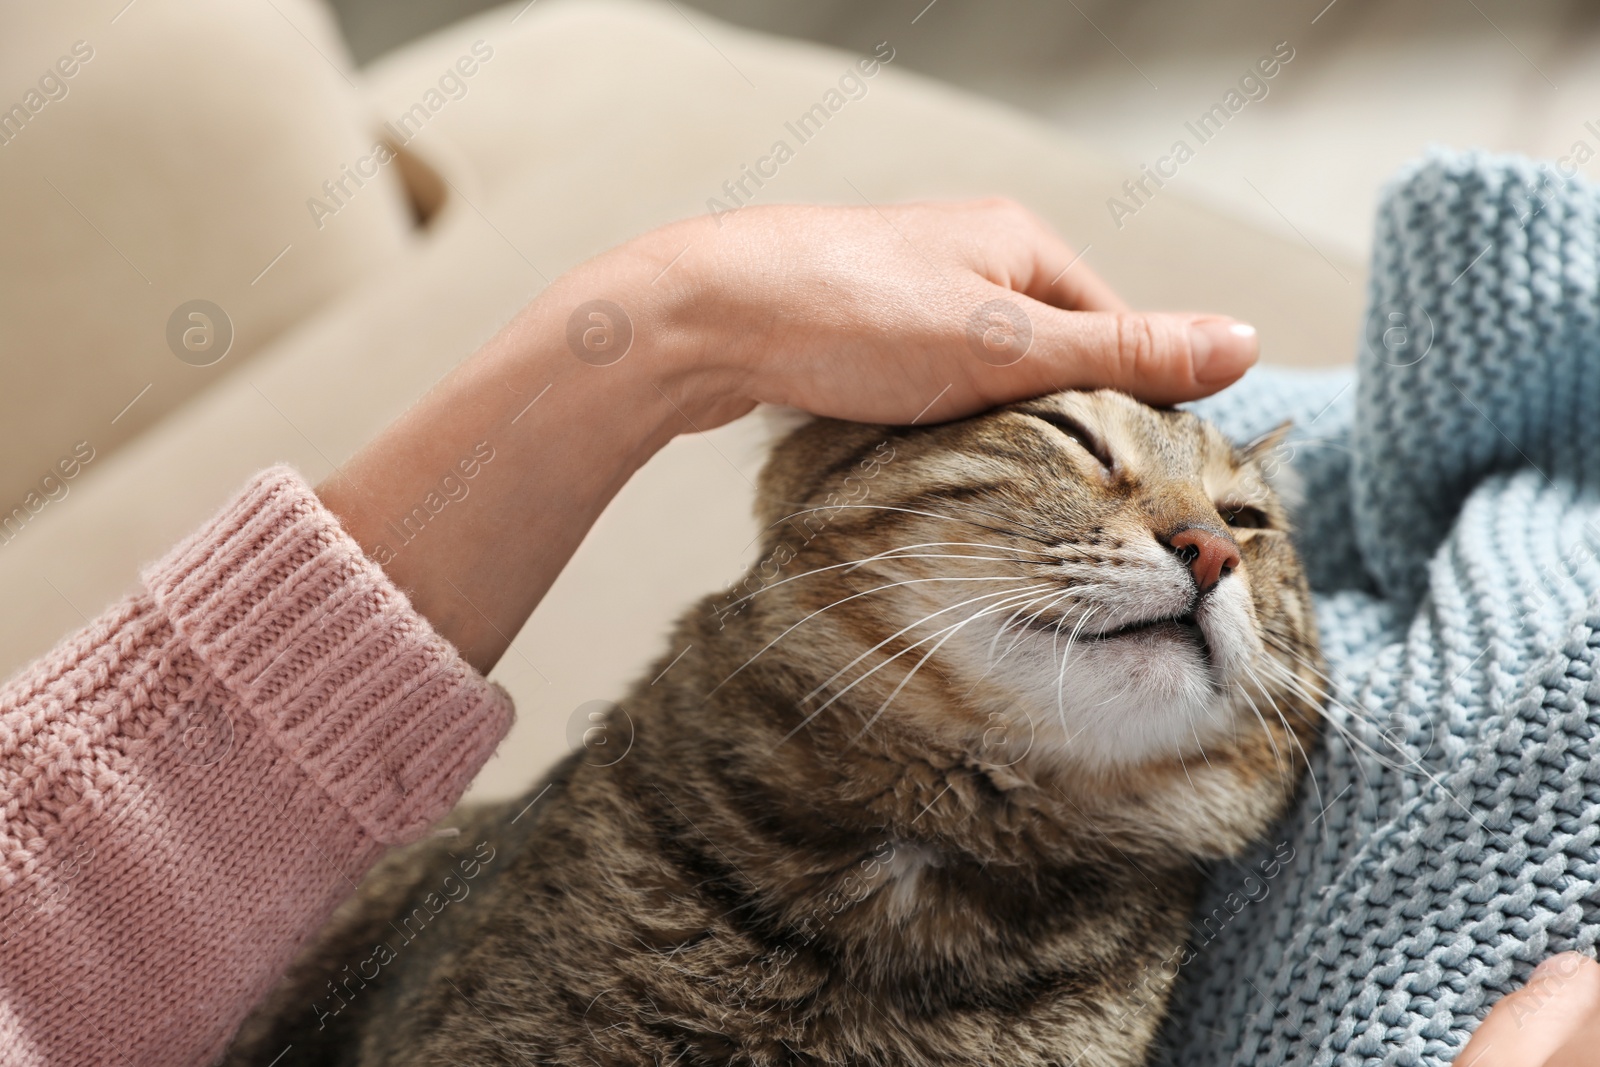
[0,0,1361,803]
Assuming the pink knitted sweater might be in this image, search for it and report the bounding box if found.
[0,466,515,1066]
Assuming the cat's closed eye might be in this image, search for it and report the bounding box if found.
[1028,411,1115,469]
[1218,503,1270,529]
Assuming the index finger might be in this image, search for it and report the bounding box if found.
[1010,216,1129,313]
[960,199,1129,313]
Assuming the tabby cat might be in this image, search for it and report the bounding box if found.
[226,389,1323,1067]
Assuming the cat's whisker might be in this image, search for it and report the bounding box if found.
[801,584,1055,704]
[831,585,1062,715]
[864,585,1100,735]
[1185,710,1217,773]
[1053,606,1101,739]
[1259,632,1345,685]
[847,552,1067,572]
[779,586,1058,749]
[706,574,1043,698]
[1259,632,1367,713]
[911,500,1064,544]
[1166,715,1210,795]
[1249,663,1384,784]
[976,588,1088,683]
[1249,648,1353,729]
[850,596,1031,744]
[858,542,1056,561]
[1261,667,1434,789]
[1231,663,1289,777]
[1253,646,1392,767]
[1272,700,1325,814]
[765,502,1059,546]
[716,539,1060,616]
[987,591,1069,661]
[1268,656,1505,839]
[991,585,1113,654]
[1260,657,1408,777]
[1249,652,1422,778]
[852,537,1066,567]
[955,589,1088,705]
[1253,632,1350,708]
[1252,665,1312,762]
[890,495,1069,543]
[1236,661,1333,831]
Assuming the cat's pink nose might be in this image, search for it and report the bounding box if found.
[1167,527,1241,594]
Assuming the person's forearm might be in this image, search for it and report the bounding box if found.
[316,245,700,674]
[2,467,516,1067]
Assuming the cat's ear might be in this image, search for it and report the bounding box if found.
[1239,420,1293,464]
[1239,420,1302,511]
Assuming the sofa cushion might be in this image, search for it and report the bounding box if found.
[0,0,415,507]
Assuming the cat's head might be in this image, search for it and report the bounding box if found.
[737,389,1321,789]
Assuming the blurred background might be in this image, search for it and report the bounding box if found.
[333,0,1600,263]
[2,0,1594,801]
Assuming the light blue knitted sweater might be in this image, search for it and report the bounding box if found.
[1156,150,1600,1065]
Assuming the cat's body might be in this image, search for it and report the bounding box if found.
[227,391,1323,1067]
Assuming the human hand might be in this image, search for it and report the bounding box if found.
[1458,954,1600,1067]
[324,198,1258,671]
[550,198,1259,429]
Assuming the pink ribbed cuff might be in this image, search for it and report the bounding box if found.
[141,464,514,843]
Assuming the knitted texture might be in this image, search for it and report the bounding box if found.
[0,465,514,1067]
[1158,150,1600,1066]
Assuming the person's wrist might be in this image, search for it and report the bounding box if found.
[322,244,712,672]
[514,225,754,434]
[614,222,762,428]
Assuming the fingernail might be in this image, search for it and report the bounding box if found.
[1189,318,1259,384]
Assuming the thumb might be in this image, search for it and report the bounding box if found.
[1042,309,1260,405]
[959,294,1259,408]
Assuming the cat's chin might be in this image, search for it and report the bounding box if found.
[960,578,1266,770]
